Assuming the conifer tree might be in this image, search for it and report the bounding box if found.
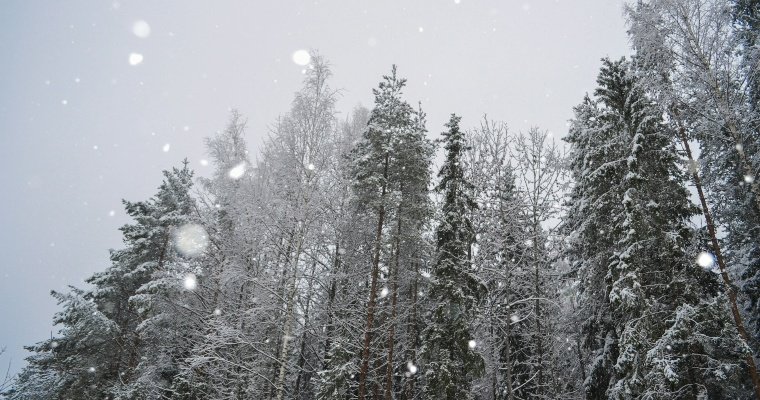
[350,66,432,400]
[10,162,197,400]
[421,114,484,400]
[732,0,760,349]
[565,92,627,400]
[567,57,753,399]
[628,1,760,394]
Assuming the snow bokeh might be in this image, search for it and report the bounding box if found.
[174,224,209,257]
[132,20,151,38]
[292,50,311,66]
[128,52,144,66]
[183,274,198,290]
[696,251,715,269]
[406,361,418,377]
[229,162,246,179]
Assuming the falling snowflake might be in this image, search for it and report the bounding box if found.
[696,251,714,268]
[88,367,96,373]
[199,159,209,166]
[510,314,519,323]
[162,143,170,152]
[128,52,144,66]
[132,20,151,38]
[108,210,115,217]
[213,308,222,316]
[183,274,198,290]
[292,49,311,66]
[407,361,418,375]
[745,175,754,184]
[468,340,477,349]
[380,287,389,298]
[174,224,209,257]
[229,162,246,179]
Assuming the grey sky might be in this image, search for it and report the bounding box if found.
[0,0,629,375]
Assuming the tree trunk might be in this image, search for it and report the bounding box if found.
[268,232,296,398]
[384,211,403,400]
[676,123,760,400]
[322,241,341,369]
[359,154,390,400]
[404,262,420,400]
[532,219,544,397]
[275,230,305,400]
[295,261,318,397]
[503,265,514,400]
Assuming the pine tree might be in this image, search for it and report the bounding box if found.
[9,162,197,400]
[9,288,118,400]
[119,161,203,399]
[350,65,431,400]
[421,114,485,400]
[380,103,434,400]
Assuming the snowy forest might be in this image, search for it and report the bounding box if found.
[5,0,760,399]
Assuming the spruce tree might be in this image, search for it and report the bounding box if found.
[567,57,752,399]
[732,0,760,349]
[565,93,627,400]
[421,114,484,400]
[9,162,197,400]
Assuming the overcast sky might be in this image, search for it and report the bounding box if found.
[0,0,630,375]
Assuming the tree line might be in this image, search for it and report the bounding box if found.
[5,0,760,398]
